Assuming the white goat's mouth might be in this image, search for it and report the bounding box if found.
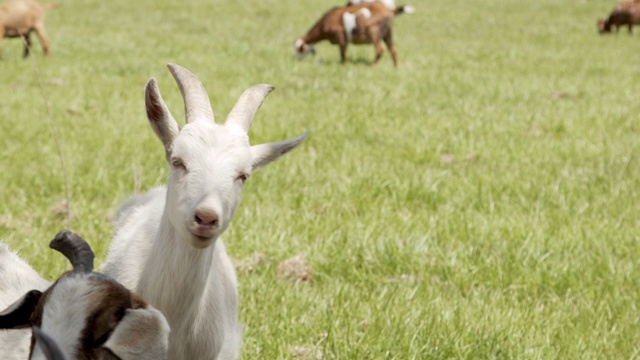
[193,234,210,241]
[190,229,215,240]
[188,225,218,244]
[187,232,217,249]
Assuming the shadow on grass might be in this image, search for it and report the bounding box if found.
[303,56,382,67]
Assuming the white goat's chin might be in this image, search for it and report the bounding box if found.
[189,234,217,249]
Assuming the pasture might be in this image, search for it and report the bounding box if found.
[1,0,639,358]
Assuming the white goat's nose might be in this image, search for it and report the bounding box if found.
[195,209,219,227]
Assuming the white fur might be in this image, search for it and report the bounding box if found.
[32,275,92,360]
[0,242,51,360]
[104,307,171,360]
[104,186,242,360]
[360,8,372,17]
[343,8,372,42]
[102,65,307,360]
[343,12,357,42]
[349,0,396,9]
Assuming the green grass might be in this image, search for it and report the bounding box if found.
[1,0,640,358]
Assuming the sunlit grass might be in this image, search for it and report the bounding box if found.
[1,0,639,358]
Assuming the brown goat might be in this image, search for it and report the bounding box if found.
[0,0,57,58]
[295,2,414,66]
[598,0,640,34]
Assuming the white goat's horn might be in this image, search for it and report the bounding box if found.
[167,63,214,124]
[225,84,275,133]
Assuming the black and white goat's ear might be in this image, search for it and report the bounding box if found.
[0,290,42,329]
[145,77,180,160]
[32,326,69,360]
[251,131,309,171]
[104,308,170,360]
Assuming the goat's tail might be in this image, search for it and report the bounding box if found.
[42,3,60,10]
[395,5,415,15]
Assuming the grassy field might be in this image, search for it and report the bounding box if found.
[1,0,640,358]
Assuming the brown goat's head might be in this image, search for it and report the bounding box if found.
[295,39,316,58]
[598,18,611,33]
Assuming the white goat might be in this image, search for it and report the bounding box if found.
[102,64,308,360]
[0,230,170,360]
[0,241,51,360]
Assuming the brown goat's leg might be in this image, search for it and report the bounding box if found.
[22,33,32,58]
[34,25,50,56]
[0,29,4,58]
[339,43,348,64]
[383,33,398,67]
[372,40,384,65]
[355,14,367,40]
[386,44,398,67]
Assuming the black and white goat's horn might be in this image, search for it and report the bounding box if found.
[167,63,214,124]
[50,229,94,273]
[32,326,69,360]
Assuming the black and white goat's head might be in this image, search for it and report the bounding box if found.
[0,230,170,360]
[145,64,308,249]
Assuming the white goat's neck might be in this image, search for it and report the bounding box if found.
[138,208,215,321]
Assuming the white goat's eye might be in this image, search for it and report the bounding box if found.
[236,173,249,184]
[171,158,186,170]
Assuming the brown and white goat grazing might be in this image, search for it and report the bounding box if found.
[598,0,640,34]
[0,230,170,360]
[295,2,414,66]
[0,0,57,58]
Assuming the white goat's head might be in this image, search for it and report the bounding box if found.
[0,230,170,360]
[145,64,308,249]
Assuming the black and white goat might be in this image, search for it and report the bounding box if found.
[0,230,170,360]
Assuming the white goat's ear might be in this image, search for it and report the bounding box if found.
[225,84,275,133]
[0,289,42,329]
[145,78,180,160]
[32,326,69,360]
[251,131,309,171]
[104,308,170,360]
